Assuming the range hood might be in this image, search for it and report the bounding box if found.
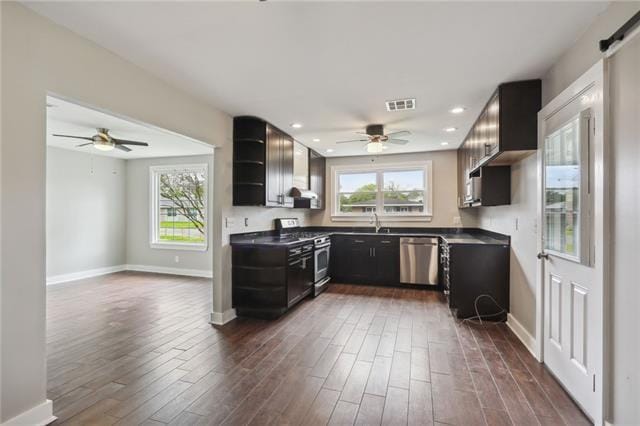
[291,187,318,200]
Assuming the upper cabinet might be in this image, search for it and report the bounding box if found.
[457,80,541,208]
[308,149,326,209]
[468,80,541,176]
[292,141,310,191]
[233,116,294,207]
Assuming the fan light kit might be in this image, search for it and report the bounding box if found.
[450,106,466,114]
[52,128,149,152]
[335,124,411,153]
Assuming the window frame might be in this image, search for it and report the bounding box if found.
[331,161,433,221]
[149,163,209,251]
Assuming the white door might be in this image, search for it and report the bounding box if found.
[537,61,607,424]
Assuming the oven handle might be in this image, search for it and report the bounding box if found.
[315,243,331,249]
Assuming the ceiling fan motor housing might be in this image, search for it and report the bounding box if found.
[366,124,384,137]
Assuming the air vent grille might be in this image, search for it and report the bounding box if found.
[386,98,415,112]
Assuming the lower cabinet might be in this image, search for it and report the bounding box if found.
[446,242,510,319]
[331,235,399,285]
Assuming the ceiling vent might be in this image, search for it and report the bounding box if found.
[385,98,415,112]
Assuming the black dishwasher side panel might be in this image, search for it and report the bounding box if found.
[448,244,510,320]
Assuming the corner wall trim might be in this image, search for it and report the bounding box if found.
[46,265,127,285]
[210,309,237,325]
[1,399,56,426]
[506,313,539,360]
[126,264,213,278]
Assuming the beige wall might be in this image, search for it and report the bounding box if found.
[310,150,476,228]
[0,3,234,422]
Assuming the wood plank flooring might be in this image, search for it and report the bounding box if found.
[47,272,590,425]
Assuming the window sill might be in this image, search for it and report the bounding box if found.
[331,215,433,223]
[150,242,208,252]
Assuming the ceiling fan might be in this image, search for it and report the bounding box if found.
[336,124,411,153]
[52,128,149,152]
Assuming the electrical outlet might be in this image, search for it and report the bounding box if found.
[453,216,462,226]
[174,256,179,263]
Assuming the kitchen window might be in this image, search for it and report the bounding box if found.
[150,164,208,251]
[332,161,432,220]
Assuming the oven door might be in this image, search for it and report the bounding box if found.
[314,244,330,283]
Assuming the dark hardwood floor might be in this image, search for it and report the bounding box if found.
[47,272,590,425]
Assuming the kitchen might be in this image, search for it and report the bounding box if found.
[230,79,540,321]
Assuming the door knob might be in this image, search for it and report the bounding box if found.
[537,252,549,260]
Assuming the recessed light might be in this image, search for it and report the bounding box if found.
[382,146,389,150]
[444,127,457,132]
[450,107,466,114]
[290,123,303,129]
[441,142,449,146]
[312,138,320,142]
[326,148,334,153]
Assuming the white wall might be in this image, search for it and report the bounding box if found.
[0,3,230,423]
[473,2,640,424]
[46,147,127,279]
[607,30,639,426]
[310,150,476,228]
[126,154,214,274]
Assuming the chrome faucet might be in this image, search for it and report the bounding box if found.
[370,212,382,233]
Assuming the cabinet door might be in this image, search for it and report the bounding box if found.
[281,133,294,207]
[373,239,399,284]
[347,241,374,283]
[265,125,282,206]
[486,92,500,156]
[309,150,325,209]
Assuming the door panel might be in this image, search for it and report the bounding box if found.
[570,283,588,371]
[549,273,562,348]
[281,134,294,207]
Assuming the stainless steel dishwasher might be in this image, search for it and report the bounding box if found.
[399,237,439,285]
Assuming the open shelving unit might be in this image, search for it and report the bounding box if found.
[233,117,267,205]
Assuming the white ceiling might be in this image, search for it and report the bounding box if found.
[46,96,214,159]
[30,1,608,157]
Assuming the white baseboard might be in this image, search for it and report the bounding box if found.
[126,264,212,278]
[210,308,237,325]
[506,313,539,360]
[47,264,212,284]
[46,265,126,285]
[1,399,55,426]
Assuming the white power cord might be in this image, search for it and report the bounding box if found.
[460,294,507,326]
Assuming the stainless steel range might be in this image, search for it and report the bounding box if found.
[275,218,331,296]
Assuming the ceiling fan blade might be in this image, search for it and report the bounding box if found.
[336,139,370,144]
[75,142,93,147]
[387,139,409,145]
[115,144,132,152]
[52,134,93,141]
[385,130,411,138]
[113,138,148,146]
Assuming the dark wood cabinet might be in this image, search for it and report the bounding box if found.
[233,116,294,207]
[458,80,541,208]
[308,149,325,209]
[331,235,399,285]
[444,242,510,319]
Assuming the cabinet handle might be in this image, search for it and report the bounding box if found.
[484,144,491,156]
[372,247,376,257]
[354,240,365,243]
[380,240,391,244]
